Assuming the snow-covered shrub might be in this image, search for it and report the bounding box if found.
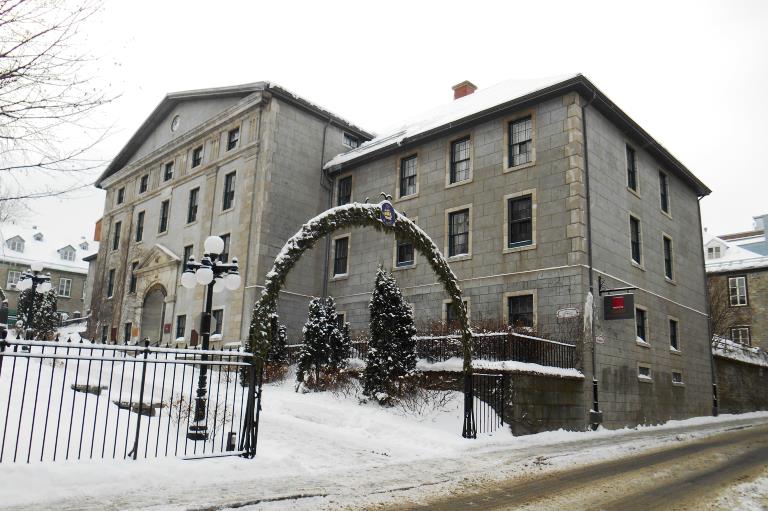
[264,314,289,382]
[296,297,351,390]
[363,267,417,405]
[17,287,58,339]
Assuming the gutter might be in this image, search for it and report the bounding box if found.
[320,117,333,297]
[698,197,719,416]
[581,90,601,430]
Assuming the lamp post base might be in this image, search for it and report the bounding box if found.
[187,422,209,441]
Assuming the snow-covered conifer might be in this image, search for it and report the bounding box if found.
[363,267,417,404]
[17,287,58,339]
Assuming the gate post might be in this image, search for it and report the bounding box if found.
[129,339,150,460]
[462,373,476,438]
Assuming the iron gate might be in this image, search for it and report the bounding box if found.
[470,372,505,435]
[0,335,261,463]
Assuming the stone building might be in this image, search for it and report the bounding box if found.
[89,75,715,428]
[704,214,768,349]
[324,75,713,428]
[1,224,97,322]
[87,82,372,345]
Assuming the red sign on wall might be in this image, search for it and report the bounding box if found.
[163,323,171,334]
[603,293,635,320]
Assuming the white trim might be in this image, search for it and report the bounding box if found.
[331,233,351,279]
[445,132,474,188]
[502,189,537,253]
[629,212,644,268]
[444,204,473,261]
[637,363,652,383]
[395,153,420,201]
[392,216,418,270]
[502,290,538,330]
[635,304,650,346]
[442,297,470,323]
[662,232,675,283]
[502,109,537,172]
[668,315,681,353]
[659,169,673,219]
[671,369,685,386]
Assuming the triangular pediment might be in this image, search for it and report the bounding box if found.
[136,244,181,273]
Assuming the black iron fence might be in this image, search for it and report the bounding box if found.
[285,333,575,369]
[0,335,260,463]
[471,373,505,435]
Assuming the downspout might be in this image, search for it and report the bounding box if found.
[320,117,333,297]
[581,90,601,429]
[697,197,718,416]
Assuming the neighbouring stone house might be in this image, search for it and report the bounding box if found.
[0,224,97,322]
[89,74,715,429]
[704,213,768,349]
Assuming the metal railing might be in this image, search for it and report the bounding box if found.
[471,373,505,435]
[0,335,260,463]
[309,333,577,369]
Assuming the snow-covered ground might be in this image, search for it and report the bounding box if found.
[1,363,767,510]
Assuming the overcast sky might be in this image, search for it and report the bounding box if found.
[26,0,768,240]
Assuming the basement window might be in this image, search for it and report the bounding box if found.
[638,365,652,382]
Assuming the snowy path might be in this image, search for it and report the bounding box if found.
[1,372,767,511]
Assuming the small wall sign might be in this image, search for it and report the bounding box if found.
[163,323,171,334]
[380,201,397,226]
[556,307,580,319]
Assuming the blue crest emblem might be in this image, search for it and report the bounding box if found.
[380,201,397,226]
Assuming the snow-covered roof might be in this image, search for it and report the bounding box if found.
[324,74,711,197]
[98,81,374,187]
[326,74,578,168]
[704,230,768,273]
[0,223,98,274]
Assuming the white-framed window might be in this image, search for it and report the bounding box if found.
[662,234,674,281]
[445,205,472,259]
[638,364,652,382]
[227,127,240,151]
[629,214,642,265]
[191,146,203,168]
[626,144,638,192]
[399,155,418,198]
[60,248,76,261]
[730,326,751,345]
[58,278,72,298]
[6,270,21,289]
[508,116,533,167]
[212,309,224,336]
[502,290,537,331]
[504,190,536,251]
[659,171,671,215]
[669,317,680,352]
[342,132,359,148]
[116,187,125,205]
[337,175,352,206]
[728,276,748,306]
[6,237,24,252]
[707,246,721,260]
[635,306,649,345]
[443,298,470,326]
[671,370,684,385]
[333,234,350,277]
[163,161,174,181]
[448,136,472,184]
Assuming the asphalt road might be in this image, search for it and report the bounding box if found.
[387,423,768,511]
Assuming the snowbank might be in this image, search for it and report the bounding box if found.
[712,336,768,368]
[415,357,584,379]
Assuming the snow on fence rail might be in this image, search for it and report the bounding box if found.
[0,337,259,464]
[287,332,576,369]
[712,336,768,368]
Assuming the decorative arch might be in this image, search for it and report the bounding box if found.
[248,201,476,437]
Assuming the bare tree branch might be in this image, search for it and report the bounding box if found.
[0,0,114,205]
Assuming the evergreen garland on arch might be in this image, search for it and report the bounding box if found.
[248,202,473,374]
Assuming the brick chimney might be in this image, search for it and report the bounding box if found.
[452,80,477,100]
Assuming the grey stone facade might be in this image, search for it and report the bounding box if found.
[325,77,713,428]
[88,83,371,345]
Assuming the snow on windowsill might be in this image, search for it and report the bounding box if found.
[637,374,653,383]
[636,337,650,348]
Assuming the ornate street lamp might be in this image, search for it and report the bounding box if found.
[16,262,53,340]
[180,236,241,441]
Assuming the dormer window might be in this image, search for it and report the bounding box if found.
[58,246,76,261]
[342,132,359,149]
[79,241,89,251]
[6,237,24,252]
[707,246,721,260]
[33,232,44,241]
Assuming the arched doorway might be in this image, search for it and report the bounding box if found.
[141,284,167,345]
[249,200,476,437]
